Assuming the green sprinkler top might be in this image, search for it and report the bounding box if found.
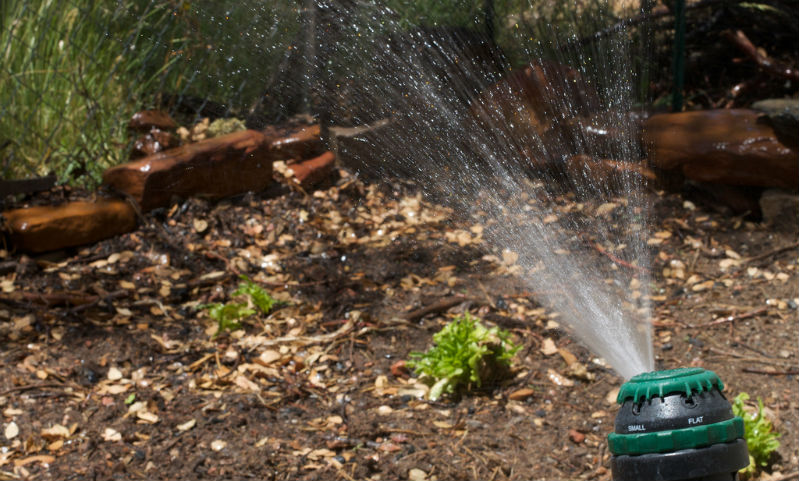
[617,367,724,404]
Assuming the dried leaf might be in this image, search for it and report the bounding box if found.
[40,424,70,441]
[547,369,574,387]
[540,338,558,356]
[102,428,122,442]
[177,419,196,432]
[107,367,123,381]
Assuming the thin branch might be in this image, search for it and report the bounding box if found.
[723,29,799,82]
[742,367,799,376]
[405,296,475,322]
[693,307,767,327]
[745,241,799,266]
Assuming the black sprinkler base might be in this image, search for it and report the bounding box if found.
[611,438,748,480]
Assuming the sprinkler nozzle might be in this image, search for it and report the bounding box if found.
[608,368,749,481]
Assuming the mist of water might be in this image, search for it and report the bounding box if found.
[321,2,654,379]
[187,1,655,378]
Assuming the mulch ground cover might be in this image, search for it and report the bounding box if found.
[1,172,796,480]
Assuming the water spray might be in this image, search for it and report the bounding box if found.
[609,368,750,481]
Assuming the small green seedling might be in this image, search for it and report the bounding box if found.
[732,392,781,476]
[233,275,281,314]
[407,312,519,401]
[203,302,254,335]
[201,276,282,337]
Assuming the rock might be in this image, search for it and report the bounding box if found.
[266,124,324,161]
[760,189,799,231]
[751,98,799,148]
[2,199,137,253]
[644,109,798,189]
[286,151,336,189]
[128,110,177,132]
[103,129,273,211]
[131,129,179,159]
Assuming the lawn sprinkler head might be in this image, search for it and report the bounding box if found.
[608,368,750,481]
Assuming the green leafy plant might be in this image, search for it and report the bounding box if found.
[732,392,781,476]
[407,312,519,401]
[202,276,281,336]
[203,302,254,335]
[233,275,281,314]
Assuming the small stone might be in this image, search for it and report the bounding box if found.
[210,439,227,451]
[377,405,393,416]
[5,421,19,440]
[568,429,585,444]
[193,219,209,233]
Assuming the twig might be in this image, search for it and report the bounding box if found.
[0,291,100,307]
[706,346,796,368]
[580,235,650,274]
[693,307,767,327]
[405,296,474,322]
[745,241,799,266]
[68,290,129,313]
[241,320,355,348]
[0,382,72,397]
[723,30,799,82]
[742,367,799,376]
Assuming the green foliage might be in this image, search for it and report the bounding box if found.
[0,0,299,187]
[232,275,282,314]
[0,0,184,185]
[407,312,519,400]
[174,1,300,110]
[202,302,253,335]
[202,276,281,337]
[732,392,781,476]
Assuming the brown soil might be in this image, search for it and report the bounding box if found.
[1,175,797,480]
